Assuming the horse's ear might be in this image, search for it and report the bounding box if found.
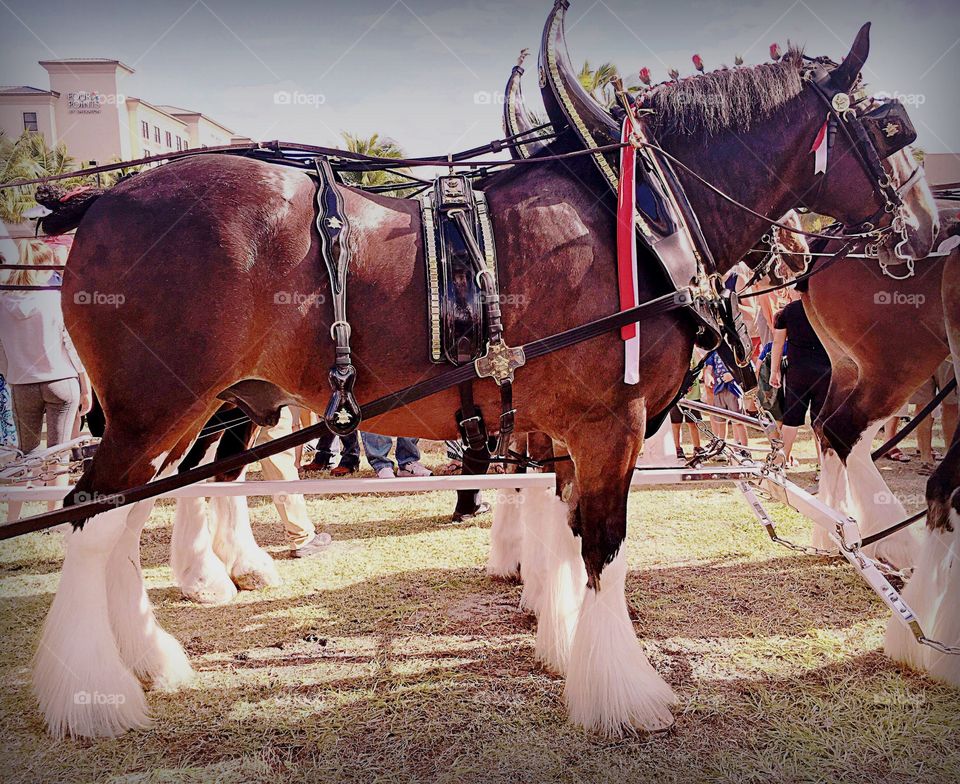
[831,22,871,91]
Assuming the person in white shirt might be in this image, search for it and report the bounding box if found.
[0,240,91,515]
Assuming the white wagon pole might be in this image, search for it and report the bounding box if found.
[0,473,557,502]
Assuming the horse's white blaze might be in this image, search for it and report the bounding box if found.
[209,492,280,591]
[531,491,585,673]
[107,499,193,691]
[565,549,676,735]
[845,422,920,568]
[33,507,150,738]
[885,503,960,686]
[486,489,523,579]
[171,496,238,605]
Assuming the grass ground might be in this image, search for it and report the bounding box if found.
[0,429,957,783]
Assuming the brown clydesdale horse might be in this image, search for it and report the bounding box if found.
[806,149,943,568]
[34,27,903,739]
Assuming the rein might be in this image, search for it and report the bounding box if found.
[0,289,692,539]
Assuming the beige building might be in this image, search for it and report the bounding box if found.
[0,58,237,167]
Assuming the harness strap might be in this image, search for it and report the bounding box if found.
[314,158,362,435]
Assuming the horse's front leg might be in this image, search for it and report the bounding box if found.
[562,420,676,735]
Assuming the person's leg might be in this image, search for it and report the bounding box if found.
[305,428,337,470]
[41,378,81,448]
[336,431,361,471]
[943,403,959,448]
[779,371,807,463]
[10,383,44,453]
[687,421,702,450]
[40,378,81,510]
[7,383,45,521]
[669,407,684,457]
[917,405,935,464]
[781,425,800,460]
[361,432,395,474]
[396,437,421,468]
[256,409,316,549]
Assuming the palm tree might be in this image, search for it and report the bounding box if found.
[578,60,619,107]
[338,132,412,192]
[0,130,76,223]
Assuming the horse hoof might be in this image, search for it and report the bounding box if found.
[232,555,281,592]
[180,574,238,606]
[137,630,195,693]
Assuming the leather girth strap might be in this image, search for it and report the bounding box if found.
[314,158,362,435]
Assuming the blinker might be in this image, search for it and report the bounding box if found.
[862,99,917,159]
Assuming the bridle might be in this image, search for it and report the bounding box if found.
[800,59,916,262]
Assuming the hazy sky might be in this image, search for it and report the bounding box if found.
[1,0,958,155]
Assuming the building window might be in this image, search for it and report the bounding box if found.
[175,136,182,151]
[182,141,189,150]
[165,131,172,148]
[144,149,151,158]
[153,126,160,143]
[141,120,149,139]
[23,112,38,132]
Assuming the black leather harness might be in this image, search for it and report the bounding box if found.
[313,158,362,436]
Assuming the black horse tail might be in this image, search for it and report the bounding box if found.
[34,183,108,235]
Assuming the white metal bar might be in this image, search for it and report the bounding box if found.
[0,473,556,502]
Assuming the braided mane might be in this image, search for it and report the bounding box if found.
[644,48,806,138]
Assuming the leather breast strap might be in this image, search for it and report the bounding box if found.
[314,158,362,435]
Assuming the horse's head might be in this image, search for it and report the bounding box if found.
[884,147,939,260]
[773,211,811,275]
[640,23,925,269]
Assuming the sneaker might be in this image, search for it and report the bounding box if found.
[676,447,686,460]
[398,461,432,477]
[452,501,491,522]
[291,532,333,559]
[376,465,396,479]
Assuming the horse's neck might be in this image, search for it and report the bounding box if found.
[662,128,809,274]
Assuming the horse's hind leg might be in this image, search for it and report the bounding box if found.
[34,405,216,737]
[563,422,675,735]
